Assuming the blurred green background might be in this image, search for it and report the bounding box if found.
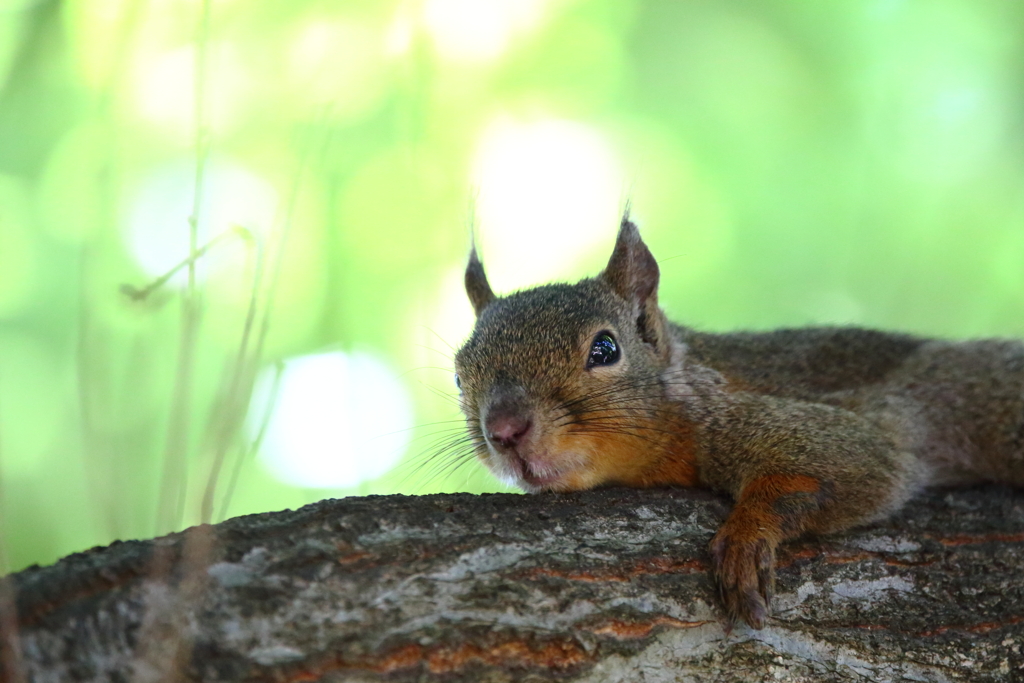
[2,0,1024,573]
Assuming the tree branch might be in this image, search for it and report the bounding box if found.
[4,486,1024,682]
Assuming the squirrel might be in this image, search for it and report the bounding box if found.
[452,212,1024,630]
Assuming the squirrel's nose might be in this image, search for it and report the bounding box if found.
[486,413,532,449]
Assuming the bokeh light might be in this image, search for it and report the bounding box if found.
[130,43,253,138]
[254,350,413,489]
[474,117,623,289]
[423,0,554,62]
[285,17,392,119]
[125,159,278,285]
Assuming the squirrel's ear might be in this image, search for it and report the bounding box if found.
[465,246,495,316]
[601,213,660,306]
[601,213,667,350]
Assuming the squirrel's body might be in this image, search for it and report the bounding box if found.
[681,326,1024,488]
[454,216,1024,629]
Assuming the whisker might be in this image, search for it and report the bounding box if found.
[558,395,673,417]
[418,326,458,356]
[400,365,460,379]
[397,422,487,490]
[432,450,481,482]
[567,417,682,437]
[415,450,483,491]
[418,382,464,408]
[371,419,469,442]
[406,431,482,462]
[553,389,674,426]
[554,377,671,413]
[402,369,711,492]
[399,446,478,491]
[566,425,666,447]
[553,375,693,408]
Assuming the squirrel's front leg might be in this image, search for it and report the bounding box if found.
[710,474,833,629]
[698,394,924,630]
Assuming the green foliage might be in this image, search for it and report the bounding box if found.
[1,0,1023,572]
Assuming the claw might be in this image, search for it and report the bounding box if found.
[755,538,775,610]
[742,588,767,629]
[709,528,778,630]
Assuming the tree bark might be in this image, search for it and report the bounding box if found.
[3,486,1023,682]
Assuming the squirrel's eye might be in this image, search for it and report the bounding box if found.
[587,332,620,368]
[454,374,462,391]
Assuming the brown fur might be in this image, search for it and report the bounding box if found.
[454,214,1024,629]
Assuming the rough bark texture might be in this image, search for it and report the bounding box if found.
[3,486,1024,682]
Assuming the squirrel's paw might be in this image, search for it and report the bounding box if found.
[709,525,777,630]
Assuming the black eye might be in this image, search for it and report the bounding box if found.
[454,374,462,391]
[587,332,620,368]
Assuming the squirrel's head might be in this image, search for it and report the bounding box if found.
[454,214,681,493]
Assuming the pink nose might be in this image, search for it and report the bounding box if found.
[486,413,532,449]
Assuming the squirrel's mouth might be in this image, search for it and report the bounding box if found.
[520,465,563,490]
[503,450,574,491]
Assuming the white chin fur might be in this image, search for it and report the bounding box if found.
[486,445,591,492]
